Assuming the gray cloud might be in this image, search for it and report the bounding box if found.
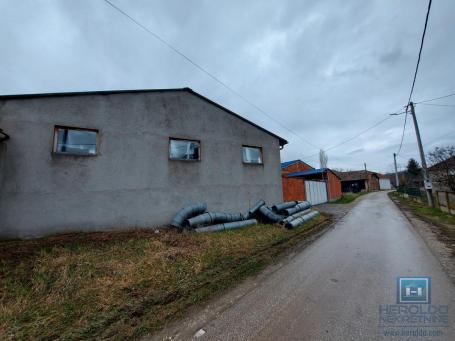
[1,0,454,172]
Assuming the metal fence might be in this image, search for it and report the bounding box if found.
[397,186,422,198]
[396,187,455,215]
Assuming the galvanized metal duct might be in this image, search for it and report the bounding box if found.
[185,212,245,228]
[284,201,311,216]
[247,200,266,218]
[280,209,312,225]
[271,201,298,212]
[195,219,258,233]
[258,205,285,223]
[171,203,207,228]
[285,211,319,229]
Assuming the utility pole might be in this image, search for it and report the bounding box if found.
[364,162,368,191]
[408,102,434,207]
[393,153,399,188]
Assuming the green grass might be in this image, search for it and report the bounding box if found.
[331,191,368,204]
[389,191,455,245]
[0,215,329,340]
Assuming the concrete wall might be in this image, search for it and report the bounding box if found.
[0,91,283,238]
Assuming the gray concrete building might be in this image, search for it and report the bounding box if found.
[0,88,287,238]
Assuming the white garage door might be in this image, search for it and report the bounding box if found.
[305,181,328,205]
[379,178,392,190]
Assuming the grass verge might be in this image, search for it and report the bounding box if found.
[331,191,368,204]
[0,214,329,340]
[389,191,455,253]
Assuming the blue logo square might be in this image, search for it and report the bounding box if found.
[397,277,431,304]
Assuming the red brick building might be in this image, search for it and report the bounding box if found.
[281,160,342,203]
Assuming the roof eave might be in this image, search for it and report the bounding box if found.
[0,87,288,146]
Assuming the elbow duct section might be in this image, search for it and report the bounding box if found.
[195,219,258,233]
[258,205,285,223]
[284,201,311,216]
[171,203,207,228]
[185,212,245,228]
[247,200,266,218]
[285,211,319,229]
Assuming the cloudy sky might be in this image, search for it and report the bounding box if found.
[1,0,454,172]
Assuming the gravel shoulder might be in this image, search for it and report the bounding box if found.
[314,191,374,221]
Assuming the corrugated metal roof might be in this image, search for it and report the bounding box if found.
[285,168,342,180]
[285,168,328,177]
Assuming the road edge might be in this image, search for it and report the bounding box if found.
[388,193,455,287]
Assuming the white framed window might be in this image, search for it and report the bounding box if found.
[242,146,263,164]
[53,126,98,156]
[169,138,200,161]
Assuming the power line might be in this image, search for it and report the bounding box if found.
[418,103,455,107]
[396,110,408,156]
[102,0,321,150]
[397,0,432,156]
[426,130,455,145]
[301,111,405,159]
[393,130,455,161]
[406,0,432,106]
[414,92,455,104]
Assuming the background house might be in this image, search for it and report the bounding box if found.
[378,174,392,190]
[335,170,380,192]
[428,155,455,192]
[0,88,287,238]
[281,160,342,204]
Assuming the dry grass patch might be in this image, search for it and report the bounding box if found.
[0,214,328,340]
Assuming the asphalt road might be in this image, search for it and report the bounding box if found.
[156,191,455,340]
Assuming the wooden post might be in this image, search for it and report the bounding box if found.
[447,191,451,212]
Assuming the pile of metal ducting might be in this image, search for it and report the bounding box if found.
[170,203,257,233]
[170,200,319,233]
[254,200,319,229]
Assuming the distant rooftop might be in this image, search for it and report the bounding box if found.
[334,170,379,181]
[280,159,314,169]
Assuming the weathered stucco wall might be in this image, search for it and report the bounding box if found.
[0,90,283,238]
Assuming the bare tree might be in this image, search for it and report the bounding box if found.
[319,149,328,168]
[428,145,455,191]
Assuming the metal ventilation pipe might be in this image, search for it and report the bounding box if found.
[195,219,258,233]
[185,212,245,228]
[271,201,298,212]
[171,203,207,228]
[280,209,312,225]
[247,200,265,218]
[284,201,311,216]
[285,211,319,229]
[258,205,285,223]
